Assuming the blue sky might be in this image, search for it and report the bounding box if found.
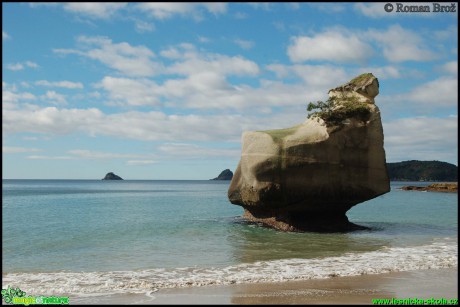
[2,2,458,179]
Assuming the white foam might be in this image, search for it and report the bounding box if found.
[3,239,457,298]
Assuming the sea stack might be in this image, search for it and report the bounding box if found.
[102,172,123,180]
[212,169,234,180]
[228,73,390,232]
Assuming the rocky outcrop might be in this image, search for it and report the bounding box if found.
[401,183,457,193]
[212,169,233,180]
[102,172,123,180]
[228,73,390,232]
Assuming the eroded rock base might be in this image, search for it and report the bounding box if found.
[243,208,368,233]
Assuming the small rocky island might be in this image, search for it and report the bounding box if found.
[401,183,457,193]
[102,172,123,180]
[211,169,234,180]
[228,73,390,232]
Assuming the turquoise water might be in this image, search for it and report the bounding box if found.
[2,180,457,297]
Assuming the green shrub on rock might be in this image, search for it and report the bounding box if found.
[307,96,371,127]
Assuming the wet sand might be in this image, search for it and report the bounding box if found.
[70,268,458,304]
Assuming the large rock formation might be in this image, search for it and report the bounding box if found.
[228,73,390,232]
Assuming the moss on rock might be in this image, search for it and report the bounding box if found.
[260,125,301,143]
[349,73,375,87]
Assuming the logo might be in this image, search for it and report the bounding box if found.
[1,286,69,306]
[384,3,394,12]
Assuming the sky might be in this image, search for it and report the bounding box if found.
[2,2,458,179]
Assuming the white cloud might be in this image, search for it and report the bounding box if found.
[3,146,42,153]
[3,87,37,110]
[355,66,401,79]
[25,61,38,68]
[384,116,458,164]
[203,3,227,14]
[25,150,156,161]
[54,36,161,77]
[441,61,458,75]
[403,77,457,107]
[135,20,155,33]
[367,25,436,62]
[3,31,10,40]
[287,30,373,63]
[168,55,259,76]
[97,77,160,106]
[434,26,457,41]
[158,143,240,159]
[287,3,300,10]
[23,136,40,141]
[35,80,84,89]
[355,3,434,18]
[127,160,157,165]
[6,63,24,71]
[62,3,127,19]
[198,36,210,43]
[6,61,39,71]
[158,73,309,110]
[309,3,345,13]
[165,45,260,76]
[97,70,313,111]
[137,3,227,20]
[292,65,349,88]
[355,3,392,18]
[98,50,349,111]
[234,12,248,19]
[265,64,291,79]
[247,3,272,10]
[27,155,73,160]
[2,90,36,104]
[89,91,102,98]
[267,64,350,91]
[41,91,67,105]
[233,38,255,50]
[159,47,182,59]
[2,103,308,143]
[67,149,152,160]
[3,107,104,135]
[273,21,285,31]
[28,3,59,8]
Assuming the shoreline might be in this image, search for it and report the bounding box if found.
[400,182,458,193]
[69,268,458,305]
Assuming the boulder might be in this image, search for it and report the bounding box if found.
[228,73,390,232]
[102,172,123,180]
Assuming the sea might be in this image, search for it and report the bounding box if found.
[2,180,458,301]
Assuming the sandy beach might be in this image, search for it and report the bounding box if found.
[70,268,458,304]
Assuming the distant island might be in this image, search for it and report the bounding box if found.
[211,169,233,180]
[401,183,457,193]
[386,160,457,181]
[102,172,123,180]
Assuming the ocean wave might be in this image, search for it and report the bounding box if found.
[2,239,457,298]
